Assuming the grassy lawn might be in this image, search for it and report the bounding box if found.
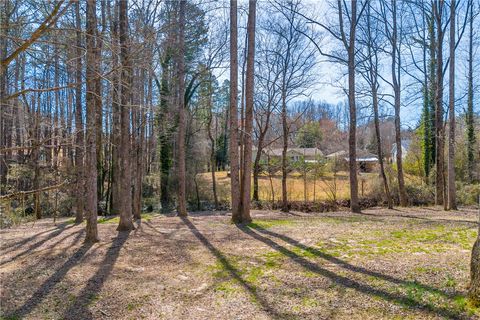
[1,207,479,319]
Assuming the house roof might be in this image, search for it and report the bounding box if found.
[288,148,324,157]
[327,149,378,162]
[263,147,324,157]
[326,150,347,158]
[392,139,411,153]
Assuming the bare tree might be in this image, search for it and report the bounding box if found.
[359,1,393,209]
[116,0,135,230]
[346,0,361,213]
[176,0,188,217]
[85,0,99,242]
[447,0,457,210]
[294,0,365,213]
[74,0,84,223]
[433,0,446,209]
[380,0,407,206]
[239,0,257,223]
[466,0,476,182]
[269,0,317,212]
[229,0,242,222]
[252,28,281,201]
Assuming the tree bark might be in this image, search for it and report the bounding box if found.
[74,0,84,223]
[434,0,446,209]
[85,0,99,242]
[391,0,407,207]
[466,0,475,182]
[109,0,121,216]
[176,0,188,217]
[373,87,393,209]
[347,0,360,213]
[281,91,289,212]
[132,69,145,220]
[240,0,256,223]
[470,206,480,306]
[116,0,135,231]
[207,83,219,210]
[230,0,242,223]
[366,1,392,209]
[252,116,270,202]
[0,0,9,195]
[95,0,105,204]
[447,0,456,210]
[470,229,480,306]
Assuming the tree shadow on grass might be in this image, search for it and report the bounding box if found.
[7,242,94,319]
[239,224,467,320]
[180,216,288,319]
[1,227,83,266]
[355,211,478,226]
[1,223,74,256]
[61,231,131,320]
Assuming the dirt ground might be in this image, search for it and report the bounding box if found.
[1,207,479,320]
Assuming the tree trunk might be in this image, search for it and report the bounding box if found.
[427,13,437,185]
[447,0,456,210]
[230,0,242,223]
[367,2,392,209]
[33,112,41,220]
[470,207,480,306]
[74,0,84,223]
[434,0,446,209]
[176,0,187,217]
[240,0,256,223]
[252,109,271,202]
[466,0,475,182]
[117,0,135,231]
[348,0,360,213]
[391,0,407,207]
[158,54,172,212]
[132,69,146,220]
[252,150,261,202]
[470,232,480,306]
[109,0,121,216]
[207,87,219,210]
[95,0,105,204]
[0,1,9,195]
[85,0,99,242]
[373,87,393,209]
[281,92,289,212]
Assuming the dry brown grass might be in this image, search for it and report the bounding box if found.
[196,171,378,203]
[1,207,479,319]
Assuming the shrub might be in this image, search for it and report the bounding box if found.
[367,177,435,206]
[456,183,480,206]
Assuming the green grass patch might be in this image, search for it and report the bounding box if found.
[262,251,284,269]
[316,225,477,258]
[302,296,320,308]
[0,316,21,320]
[321,216,371,224]
[454,296,480,316]
[67,212,159,225]
[248,219,296,229]
[214,281,238,294]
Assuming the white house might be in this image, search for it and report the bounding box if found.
[391,139,411,160]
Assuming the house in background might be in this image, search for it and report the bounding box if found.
[262,147,324,162]
[326,149,379,173]
[391,139,411,160]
